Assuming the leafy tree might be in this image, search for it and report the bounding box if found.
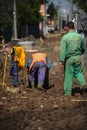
[0,0,13,28]
[73,0,87,13]
[17,0,42,25]
[0,0,43,33]
[47,2,57,20]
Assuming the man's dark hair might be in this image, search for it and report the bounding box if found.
[66,21,75,29]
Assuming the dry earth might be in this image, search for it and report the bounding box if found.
[0,33,87,130]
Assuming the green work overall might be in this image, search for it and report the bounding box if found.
[64,55,86,95]
[59,30,86,95]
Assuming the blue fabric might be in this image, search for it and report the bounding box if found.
[29,61,46,82]
[46,57,51,69]
[10,52,18,86]
[13,62,18,86]
[10,53,14,76]
[26,58,33,68]
[26,57,51,70]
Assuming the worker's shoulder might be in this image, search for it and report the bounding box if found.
[73,32,84,40]
[64,31,81,37]
[61,33,69,40]
[73,31,81,36]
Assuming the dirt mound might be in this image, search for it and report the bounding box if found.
[0,33,87,130]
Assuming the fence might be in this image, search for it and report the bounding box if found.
[2,24,40,42]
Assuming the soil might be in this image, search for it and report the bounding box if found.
[0,32,87,130]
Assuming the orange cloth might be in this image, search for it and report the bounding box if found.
[29,53,46,70]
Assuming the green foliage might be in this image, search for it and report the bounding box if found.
[17,0,42,25]
[0,0,43,33]
[47,2,57,20]
[73,0,87,13]
[0,0,13,28]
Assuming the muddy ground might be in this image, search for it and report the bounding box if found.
[0,33,87,130]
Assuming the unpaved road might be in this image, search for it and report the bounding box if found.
[0,33,87,130]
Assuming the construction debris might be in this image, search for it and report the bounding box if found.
[5,87,21,93]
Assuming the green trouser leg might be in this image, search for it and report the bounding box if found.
[64,56,86,95]
[64,61,74,95]
[74,58,86,89]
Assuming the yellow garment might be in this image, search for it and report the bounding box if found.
[29,52,46,70]
[13,46,26,69]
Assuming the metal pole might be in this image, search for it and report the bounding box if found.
[58,0,61,31]
[43,0,46,35]
[66,1,68,23]
[13,0,17,40]
[57,5,60,30]
[69,0,73,21]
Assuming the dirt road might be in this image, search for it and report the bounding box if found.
[0,33,87,130]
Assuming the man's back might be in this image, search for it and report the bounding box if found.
[60,31,85,60]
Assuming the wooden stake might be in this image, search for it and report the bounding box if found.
[71,99,87,102]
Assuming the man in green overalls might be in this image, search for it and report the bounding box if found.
[59,21,87,96]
